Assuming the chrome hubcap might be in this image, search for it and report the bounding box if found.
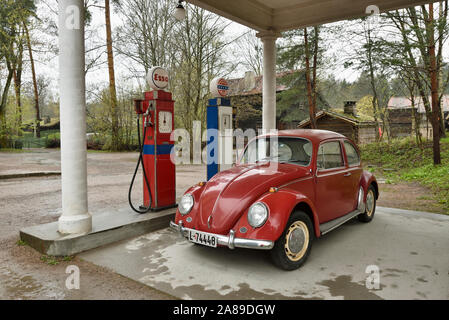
[366,190,375,217]
[285,221,309,261]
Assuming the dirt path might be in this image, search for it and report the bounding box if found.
[0,237,175,300]
[376,181,446,214]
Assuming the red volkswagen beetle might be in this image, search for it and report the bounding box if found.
[170,129,378,270]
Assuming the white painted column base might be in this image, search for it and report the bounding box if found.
[59,214,92,235]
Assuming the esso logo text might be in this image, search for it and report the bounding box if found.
[147,66,169,90]
[210,77,229,97]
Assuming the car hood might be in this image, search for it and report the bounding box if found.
[194,162,310,234]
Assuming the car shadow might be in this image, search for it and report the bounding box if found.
[184,217,365,272]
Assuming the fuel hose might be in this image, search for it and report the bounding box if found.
[128,114,152,214]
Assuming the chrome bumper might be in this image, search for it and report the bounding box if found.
[169,221,274,250]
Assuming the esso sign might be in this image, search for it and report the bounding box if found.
[210,77,229,97]
[147,66,169,90]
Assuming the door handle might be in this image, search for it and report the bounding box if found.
[343,172,351,177]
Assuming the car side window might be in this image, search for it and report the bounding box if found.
[344,141,360,166]
[317,141,344,170]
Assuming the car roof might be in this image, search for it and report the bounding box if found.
[260,129,346,144]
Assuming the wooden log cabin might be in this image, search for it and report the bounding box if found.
[297,102,378,145]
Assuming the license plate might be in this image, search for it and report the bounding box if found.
[188,230,218,248]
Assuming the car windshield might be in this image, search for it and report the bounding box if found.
[240,137,312,166]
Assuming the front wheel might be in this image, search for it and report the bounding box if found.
[357,185,376,223]
[270,210,314,271]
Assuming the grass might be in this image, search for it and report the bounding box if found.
[16,239,27,246]
[0,148,32,153]
[360,136,449,214]
[19,130,60,148]
[40,255,74,265]
[40,255,59,265]
[87,149,118,153]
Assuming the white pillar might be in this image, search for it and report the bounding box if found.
[257,32,280,130]
[58,0,92,234]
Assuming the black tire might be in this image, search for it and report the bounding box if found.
[357,185,376,223]
[270,210,314,271]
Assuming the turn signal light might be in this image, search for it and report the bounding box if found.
[269,187,278,193]
[198,181,206,186]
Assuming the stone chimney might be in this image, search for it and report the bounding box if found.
[243,71,256,91]
[344,101,357,117]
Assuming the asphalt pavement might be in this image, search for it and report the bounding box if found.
[80,206,449,300]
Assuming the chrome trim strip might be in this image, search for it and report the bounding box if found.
[319,209,362,235]
[317,166,346,173]
[278,176,313,189]
[169,221,274,250]
[316,169,348,178]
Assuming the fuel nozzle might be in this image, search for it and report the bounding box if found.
[144,107,153,127]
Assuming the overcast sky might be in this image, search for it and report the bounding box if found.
[28,0,386,101]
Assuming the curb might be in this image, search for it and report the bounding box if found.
[0,172,61,180]
[377,206,449,221]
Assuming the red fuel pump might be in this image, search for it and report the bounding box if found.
[129,68,176,213]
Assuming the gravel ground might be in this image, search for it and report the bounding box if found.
[0,149,205,300]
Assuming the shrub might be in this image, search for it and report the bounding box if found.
[45,134,60,148]
[87,135,105,150]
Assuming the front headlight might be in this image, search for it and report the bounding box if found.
[179,194,194,215]
[247,202,269,228]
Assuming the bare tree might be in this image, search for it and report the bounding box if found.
[105,0,119,150]
[236,30,263,76]
[115,0,176,78]
[170,5,234,135]
[23,20,40,138]
[428,3,441,164]
[386,3,448,165]
[304,27,319,129]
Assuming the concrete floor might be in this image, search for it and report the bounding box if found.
[80,207,449,300]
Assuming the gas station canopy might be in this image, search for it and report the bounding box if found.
[189,0,436,32]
